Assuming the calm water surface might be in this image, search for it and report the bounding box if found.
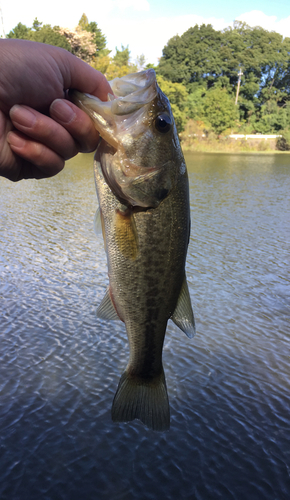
[0,153,289,499]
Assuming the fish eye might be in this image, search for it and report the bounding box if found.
[155,113,172,133]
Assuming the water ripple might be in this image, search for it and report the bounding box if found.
[0,153,290,499]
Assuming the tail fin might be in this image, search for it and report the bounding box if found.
[111,369,170,431]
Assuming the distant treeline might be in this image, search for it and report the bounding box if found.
[156,22,290,144]
[7,16,290,147]
[6,15,143,78]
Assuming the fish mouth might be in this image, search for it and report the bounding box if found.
[109,69,157,116]
[69,69,158,150]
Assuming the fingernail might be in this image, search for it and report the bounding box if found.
[7,131,26,148]
[10,105,36,128]
[50,99,76,124]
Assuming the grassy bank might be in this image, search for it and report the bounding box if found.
[180,137,279,153]
[179,119,290,153]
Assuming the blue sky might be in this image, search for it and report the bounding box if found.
[1,0,290,65]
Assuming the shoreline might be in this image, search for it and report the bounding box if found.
[182,147,290,155]
[180,138,290,155]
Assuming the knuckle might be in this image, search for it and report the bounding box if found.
[30,141,45,164]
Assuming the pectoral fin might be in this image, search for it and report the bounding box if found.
[115,209,138,260]
[94,207,106,249]
[94,207,102,235]
[97,288,121,321]
[171,277,196,338]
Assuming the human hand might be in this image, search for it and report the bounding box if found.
[0,39,112,181]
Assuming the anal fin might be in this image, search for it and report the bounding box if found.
[171,276,196,338]
[94,207,102,235]
[97,288,121,321]
[94,207,106,249]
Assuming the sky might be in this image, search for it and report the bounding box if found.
[1,0,290,65]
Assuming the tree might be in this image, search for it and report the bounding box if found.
[7,15,107,61]
[32,18,42,31]
[58,26,95,61]
[157,21,290,134]
[158,24,225,88]
[7,22,32,39]
[90,53,111,75]
[90,45,137,80]
[7,18,71,51]
[31,25,72,51]
[113,45,130,67]
[158,21,290,97]
[202,87,238,135]
[157,76,188,132]
[78,13,89,31]
[253,94,290,133]
[77,13,107,55]
[136,54,146,71]
[186,85,206,121]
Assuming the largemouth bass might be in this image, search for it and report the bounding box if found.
[70,69,195,431]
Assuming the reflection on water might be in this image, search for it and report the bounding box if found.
[0,153,290,499]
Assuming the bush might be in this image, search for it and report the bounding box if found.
[276,129,290,151]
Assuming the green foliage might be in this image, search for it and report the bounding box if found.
[7,18,71,51]
[32,18,42,31]
[31,25,72,51]
[158,24,224,87]
[93,45,137,80]
[158,21,290,137]
[7,15,107,57]
[78,13,107,54]
[254,99,290,134]
[186,86,206,120]
[7,22,32,39]
[78,14,89,31]
[146,63,158,71]
[276,128,290,150]
[91,45,137,80]
[113,45,130,67]
[203,87,238,135]
[136,54,146,71]
[157,76,188,132]
[159,21,290,94]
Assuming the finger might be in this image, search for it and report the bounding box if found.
[60,52,112,101]
[9,104,79,159]
[49,99,100,152]
[7,131,65,178]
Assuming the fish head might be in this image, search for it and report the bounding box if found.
[70,69,185,208]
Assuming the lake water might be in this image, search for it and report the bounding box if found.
[0,152,289,500]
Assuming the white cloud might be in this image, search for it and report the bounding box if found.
[2,2,290,65]
[236,10,290,38]
[1,0,150,35]
[113,11,290,65]
[102,14,229,64]
[113,0,150,11]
